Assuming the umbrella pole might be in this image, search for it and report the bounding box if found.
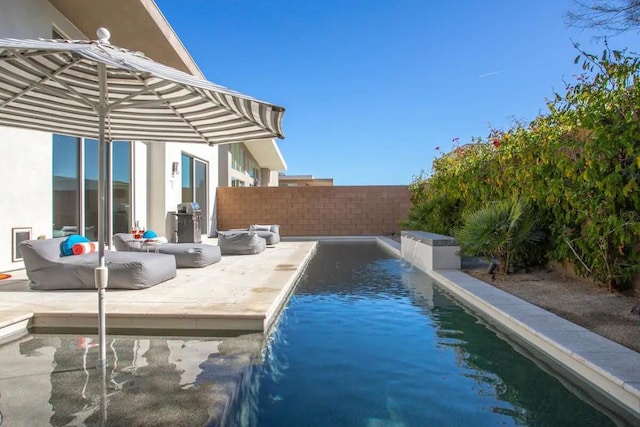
[100,363,108,425]
[96,62,108,368]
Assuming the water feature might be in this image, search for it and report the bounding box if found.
[230,241,626,426]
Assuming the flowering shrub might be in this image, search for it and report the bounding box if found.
[406,46,640,289]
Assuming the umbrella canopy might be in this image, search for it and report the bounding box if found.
[0,29,286,367]
[0,33,285,143]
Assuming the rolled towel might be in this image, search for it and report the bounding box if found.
[72,241,99,255]
[144,236,168,244]
[142,230,158,239]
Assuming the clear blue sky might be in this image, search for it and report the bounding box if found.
[155,0,639,185]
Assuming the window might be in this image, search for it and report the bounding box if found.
[181,154,193,202]
[250,167,260,181]
[229,143,261,186]
[231,178,245,187]
[112,142,132,234]
[52,135,79,236]
[84,138,98,240]
[52,135,131,239]
[230,143,244,172]
[231,143,260,174]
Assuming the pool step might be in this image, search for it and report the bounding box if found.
[0,311,33,344]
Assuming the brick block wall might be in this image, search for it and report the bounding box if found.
[216,186,413,236]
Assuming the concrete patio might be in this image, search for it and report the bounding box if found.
[0,239,317,342]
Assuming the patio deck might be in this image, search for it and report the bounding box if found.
[0,239,317,341]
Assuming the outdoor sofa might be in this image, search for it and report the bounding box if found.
[250,224,280,245]
[226,224,280,245]
[112,233,221,268]
[217,230,267,255]
[19,237,176,290]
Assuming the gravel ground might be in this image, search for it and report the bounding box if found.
[463,266,640,353]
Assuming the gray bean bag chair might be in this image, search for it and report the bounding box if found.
[19,237,176,290]
[113,233,221,268]
[249,224,280,245]
[218,230,267,255]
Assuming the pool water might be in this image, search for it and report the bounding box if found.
[0,241,631,426]
[233,241,618,426]
[0,333,264,426]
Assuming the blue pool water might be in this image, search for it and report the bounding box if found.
[0,241,632,426]
[234,241,619,426]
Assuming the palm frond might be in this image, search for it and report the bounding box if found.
[455,200,545,273]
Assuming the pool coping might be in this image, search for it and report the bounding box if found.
[315,236,640,420]
[426,270,640,421]
[0,240,318,342]
[399,230,639,421]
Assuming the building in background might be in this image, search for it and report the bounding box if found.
[219,139,287,187]
[278,174,333,187]
[0,0,286,271]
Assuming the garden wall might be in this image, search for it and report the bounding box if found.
[216,186,412,236]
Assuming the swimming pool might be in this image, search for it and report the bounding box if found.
[0,241,633,426]
[229,241,622,426]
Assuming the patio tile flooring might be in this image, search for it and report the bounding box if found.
[0,239,317,339]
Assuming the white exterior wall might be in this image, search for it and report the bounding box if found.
[0,129,51,271]
[0,0,86,271]
[219,143,287,188]
[0,0,247,269]
[268,170,280,187]
[147,142,166,235]
[147,142,219,238]
[0,0,85,39]
[257,169,280,187]
[217,145,230,186]
[229,167,250,186]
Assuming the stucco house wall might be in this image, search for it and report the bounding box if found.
[0,0,222,270]
[0,0,87,271]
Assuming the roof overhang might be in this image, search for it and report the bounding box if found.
[49,0,203,77]
[244,139,287,171]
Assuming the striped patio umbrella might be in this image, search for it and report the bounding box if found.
[0,28,286,367]
[0,31,284,143]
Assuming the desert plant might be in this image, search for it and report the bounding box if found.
[455,200,545,274]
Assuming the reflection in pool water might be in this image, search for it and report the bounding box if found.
[0,333,263,426]
[230,241,622,426]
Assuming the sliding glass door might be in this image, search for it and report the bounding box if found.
[52,135,131,240]
[112,142,132,235]
[52,135,79,237]
[84,139,98,240]
[181,153,208,235]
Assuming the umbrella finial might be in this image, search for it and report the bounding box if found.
[96,27,111,44]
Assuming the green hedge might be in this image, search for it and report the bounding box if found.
[406,47,640,290]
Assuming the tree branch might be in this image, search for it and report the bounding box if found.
[564,237,593,273]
